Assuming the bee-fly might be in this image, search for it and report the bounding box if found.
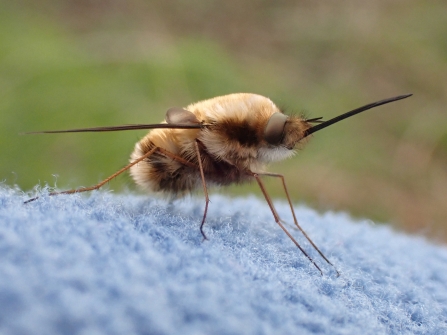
[24,93,412,275]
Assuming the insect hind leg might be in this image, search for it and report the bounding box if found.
[24,147,158,204]
[25,142,211,243]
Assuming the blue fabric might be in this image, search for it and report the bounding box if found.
[0,185,446,335]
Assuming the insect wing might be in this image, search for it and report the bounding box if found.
[166,107,200,125]
[22,123,203,135]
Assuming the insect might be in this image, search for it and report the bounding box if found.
[25,93,412,275]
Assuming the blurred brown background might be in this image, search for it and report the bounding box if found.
[1,0,446,241]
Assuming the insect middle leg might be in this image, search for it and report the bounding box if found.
[194,140,210,240]
[147,143,210,240]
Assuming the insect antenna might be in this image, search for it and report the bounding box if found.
[305,117,324,123]
[304,93,412,137]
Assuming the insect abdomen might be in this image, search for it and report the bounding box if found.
[130,141,201,196]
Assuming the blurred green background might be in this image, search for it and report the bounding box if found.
[1,1,446,241]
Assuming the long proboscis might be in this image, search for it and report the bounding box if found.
[22,123,204,134]
[304,93,413,138]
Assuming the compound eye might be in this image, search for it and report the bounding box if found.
[263,113,288,145]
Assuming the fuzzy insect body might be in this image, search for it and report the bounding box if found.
[130,93,309,196]
[24,92,412,276]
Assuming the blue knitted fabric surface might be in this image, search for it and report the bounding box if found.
[0,186,446,335]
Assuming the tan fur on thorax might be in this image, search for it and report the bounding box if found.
[192,94,281,167]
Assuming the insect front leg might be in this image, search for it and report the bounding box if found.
[248,170,324,275]
[255,171,339,276]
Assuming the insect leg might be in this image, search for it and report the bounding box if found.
[256,172,339,276]
[24,146,158,204]
[154,147,197,168]
[249,171,323,276]
[194,140,210,241]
